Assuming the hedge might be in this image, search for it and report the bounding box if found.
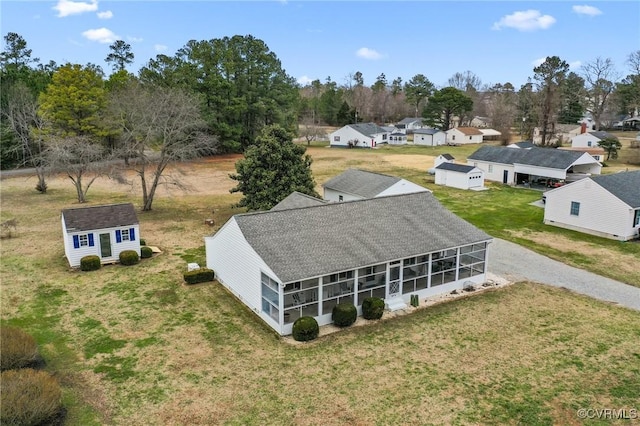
[362,297,385,320]
[332,302,357,327]
[140,246,153,259]
[0,369,63,426]
[292,316,319,342]
[80,255,101,271]
[119,250,139,266]
[0,327,38,371]
[183,268,214,285]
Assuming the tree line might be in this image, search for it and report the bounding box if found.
[1,31,639,207]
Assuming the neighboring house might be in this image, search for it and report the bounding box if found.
[61,203,140,268]
[532,124,582,145]
[434,153,455,168]
[329,123,389,148]
[558,147,606,162]
[388,131,408,145]
[205,192,493,335]
[478,128,502,141]
[446,127,484,144]
[507,141,535,149]
[470,116,492,128]
[413,128,446,146]
[323,169,430,202]
[271,192,327,211]
[571,131,618,148]
[435,163,485,190]
[544,171,640,241]
[396,117,425,134]
[467,146,601,185]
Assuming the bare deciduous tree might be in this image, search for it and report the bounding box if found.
[581,57,620,130]
[108,82,218,211]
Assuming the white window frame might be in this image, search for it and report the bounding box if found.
[121,229,130,241]
[570,201,580,216]
[79,234,89,247]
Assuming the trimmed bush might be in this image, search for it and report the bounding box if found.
[139,238,146,246]
[140,246,153,259]
[0,327,38,371]
[80,255,101,271]
[1,369,63,426]
[332,302,357,327]
[362,297,385,320]
[183,268,214,285]
[119,250,139,266]
[292,316,319,342]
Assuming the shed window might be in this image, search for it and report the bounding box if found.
[488,165,494,173]
[570,201,580,216]
[334,136,340,142]
[634,210,640,227]
[73,233,94,249]
[121,229,130,241]
[116,228,136,243]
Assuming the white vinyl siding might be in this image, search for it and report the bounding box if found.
[435,169,484,190]
[468,160,515,184]
[544,179,639,241]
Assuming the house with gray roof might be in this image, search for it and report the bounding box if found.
[329,123,389,148]
[435,163,485,190]
[571,131,618,149]
[205,192,493,335]
[322,169,430,202]
[61,203,140,268]
[396,117,425,134]
[467,146,601,185]
[414,128,446,146]
[543,171,640,241]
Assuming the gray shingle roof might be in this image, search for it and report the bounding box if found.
[468,146,594,169]
[62,203,138,232]
[591,171,640,208]
[348,122,389,137]
[271,192,327,211]
[512,141,534,149]
[414,128,444,135]
[234,192,492,283]
[441,153,455,160]
[322,169,401,198]
[398,117,423,125]
[435,163,478,173]
[588,131,618,140]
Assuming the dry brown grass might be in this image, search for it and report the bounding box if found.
[1,147,639,425]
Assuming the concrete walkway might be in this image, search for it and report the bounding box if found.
[489,238,640,311]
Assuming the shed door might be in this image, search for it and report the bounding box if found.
[503,170,509,184]
[100,233,112,258]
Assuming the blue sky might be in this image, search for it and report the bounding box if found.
[2,1,638,89]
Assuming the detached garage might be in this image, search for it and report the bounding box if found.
[435,163,485,190]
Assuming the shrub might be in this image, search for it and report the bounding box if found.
[119,250,139,266]
[332,302,357,327]
[292,316,319,342]
[1,369,63,426]
[362,297,385,320]
[140,246,153,259]
[0,327,38,371]
[80,255,101,271]
[139,238,146,246]
[183,268,214,284]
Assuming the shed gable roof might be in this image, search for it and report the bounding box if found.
[435,163,478,173]
[232,192,492,283]
[591,171,640,208]
[271,192,327,211]
[323,169,401,198]
[414,128,444,135]
[62,203,138,232]
[450,127,483,136]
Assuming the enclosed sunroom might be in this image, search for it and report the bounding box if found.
[206,192,492,336]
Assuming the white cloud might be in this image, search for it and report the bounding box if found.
[569,60,582,69]
[572,5,602,16]
[532,57,547,67]
[356,47,384,60]
[82,27,119,44]
[297,75,313,86]
[53,0,98,17]
[97,10,113,19]
[154,44,168,52]
[492,10,556,31]
[128,36,143,43]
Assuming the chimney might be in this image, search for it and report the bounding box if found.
[581,122,587,134]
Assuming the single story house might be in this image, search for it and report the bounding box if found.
[434,153,455,168]
[571,131,618,149]
[205,192,493,335]
[470,116,492,128]
[61,203,140,268]
[323,169,430,202]
[435,163,485,190]
[396,117,425,134]
[544,171,640,241]
[467,146,601,185]
[329,123,389,148]
[533,124,582,145]
[446,127,484,144]
[558,147,606,162]
[413,128,446,146]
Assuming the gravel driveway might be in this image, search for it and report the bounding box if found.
[489,238,640,311]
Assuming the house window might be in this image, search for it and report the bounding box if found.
[452,135,456,140]
[73,233,94,249]
[338,195,343,202]
[116,228,135,243]
[488,165,494,173]
[469,136,472,140]
[587,141,592,147]
[570,201,580,216]
[334,136,340,142]
[121,229,130,241]
[79,235,89,247]
[382,134,387,140]
[634,210,640,227]
[261,272,280,322]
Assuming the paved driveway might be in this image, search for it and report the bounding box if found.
[489,238,640,311]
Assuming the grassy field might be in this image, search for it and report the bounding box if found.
[1,142,639,425]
